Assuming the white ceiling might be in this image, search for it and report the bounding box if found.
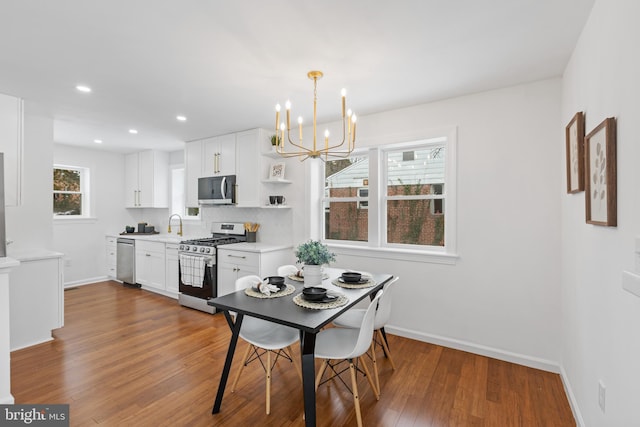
[0,0,594,154]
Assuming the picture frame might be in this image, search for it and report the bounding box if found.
[585,117,617,226]
[565,111,585,193]
[269,162,286,180]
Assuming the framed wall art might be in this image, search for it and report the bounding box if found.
[269,162,286,180]
[585,117,617,226]
[565,111,585,193]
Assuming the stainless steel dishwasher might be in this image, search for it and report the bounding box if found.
[116,238,136,285]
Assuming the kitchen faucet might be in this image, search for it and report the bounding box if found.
[168,214,183,236]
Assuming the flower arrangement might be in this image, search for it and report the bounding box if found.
[295,240,336,265]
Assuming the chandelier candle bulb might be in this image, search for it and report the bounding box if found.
[285,100,291,129]
[341,88,346,117]
[275,104,281,132]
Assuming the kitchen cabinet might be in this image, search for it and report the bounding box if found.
[0,92,23,206]
[106,236,117,278]
[135,240,166,290]
[217,245,292,297]
[203,134,236,176]
[165,243,179,296]
[125,150,169,208]
[9,251,64,351]
[234,129,261,207]
[185,140,203,207]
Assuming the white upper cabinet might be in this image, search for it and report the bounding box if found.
[0,92,23,207]
[125,150,169,208]
[235,128,264,207]
[203,134,236,176]
[185,140,203,208]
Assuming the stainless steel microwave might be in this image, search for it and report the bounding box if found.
[198,175,236,205]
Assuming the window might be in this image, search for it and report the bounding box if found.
[323,156,369,242]
[171,167,199,219]
[385,144,445,247]
[322,131,455,254]
[53,165,90,217]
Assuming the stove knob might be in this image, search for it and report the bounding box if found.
[192,247,198,252]
[200,248,205,253]
[206,248,211,254]
[183,245,189,251]
[179,245,183,251]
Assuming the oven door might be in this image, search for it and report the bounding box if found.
[178,254,217,300]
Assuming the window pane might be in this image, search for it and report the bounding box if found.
[324,201,368,242]
[387,199,444,246]
[53,193,82,215]
[325,156,369,195]
[387,146,445,195]
[53,168,81,191]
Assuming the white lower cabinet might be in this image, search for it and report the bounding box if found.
[135,240,166,291]
[106,236,117,278]
[165,243,179,296]
[217,246,292,297]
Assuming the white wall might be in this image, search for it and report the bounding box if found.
[561,0,640,425]
[52,144,137,285]
[5,102,53,252]
[288,79,564,370]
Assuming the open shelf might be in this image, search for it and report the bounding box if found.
[261,179,292,184]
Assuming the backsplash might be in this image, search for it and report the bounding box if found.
[200,206,294,245]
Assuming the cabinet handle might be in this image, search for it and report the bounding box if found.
[146,254,151,257]
[227,254,246,259]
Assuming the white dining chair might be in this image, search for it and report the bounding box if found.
[230,275,301,415]
[314,289,383,427]
[333,276,400,394]
[277,264,298,277]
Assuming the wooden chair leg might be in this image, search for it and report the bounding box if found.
[266,350,272,414]
[369,341,380,395]
[349,359,363,427]
[359,356,379,400]
[315,360,328,391]
[287,345,302,382]
[231,344,252,392]
[377,330,396,370]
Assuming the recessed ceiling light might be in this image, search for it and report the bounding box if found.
[176,115,187,122]
[129,129,138,134]
[76,85,91,93]
[93,139,103,144]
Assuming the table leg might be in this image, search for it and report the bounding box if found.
[212,312,244,414]
[301,331,317,427]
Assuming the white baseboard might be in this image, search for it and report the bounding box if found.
[559,365,585,427]
[385,325,561,373]
[64,276,112,288]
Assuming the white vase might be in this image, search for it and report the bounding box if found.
[303,264,323,288]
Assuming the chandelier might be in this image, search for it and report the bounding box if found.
[274,71,356,160]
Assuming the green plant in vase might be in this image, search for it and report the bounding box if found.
[295,240,336,287]
[270,134,281,147]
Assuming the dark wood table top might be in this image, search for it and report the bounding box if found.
[208,268,393,333]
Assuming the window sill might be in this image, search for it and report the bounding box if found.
[53,217,98,224]
[326,243,458,265]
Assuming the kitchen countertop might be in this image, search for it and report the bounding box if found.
[219,242,293,253]
[106,233,195,244]
[6,249,64,262]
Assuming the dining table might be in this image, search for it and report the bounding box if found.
[207,267,394,427]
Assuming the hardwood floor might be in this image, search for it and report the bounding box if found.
[10,281,575,426]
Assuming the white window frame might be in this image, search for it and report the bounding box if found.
[53,164,91,219]
[170,165,200,221]
[320,127,457,264]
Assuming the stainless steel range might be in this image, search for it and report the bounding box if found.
[178,222,246,313]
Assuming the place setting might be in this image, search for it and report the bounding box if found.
[332,271,376,289]
[292,286,349,310]
[244,276,296,299]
